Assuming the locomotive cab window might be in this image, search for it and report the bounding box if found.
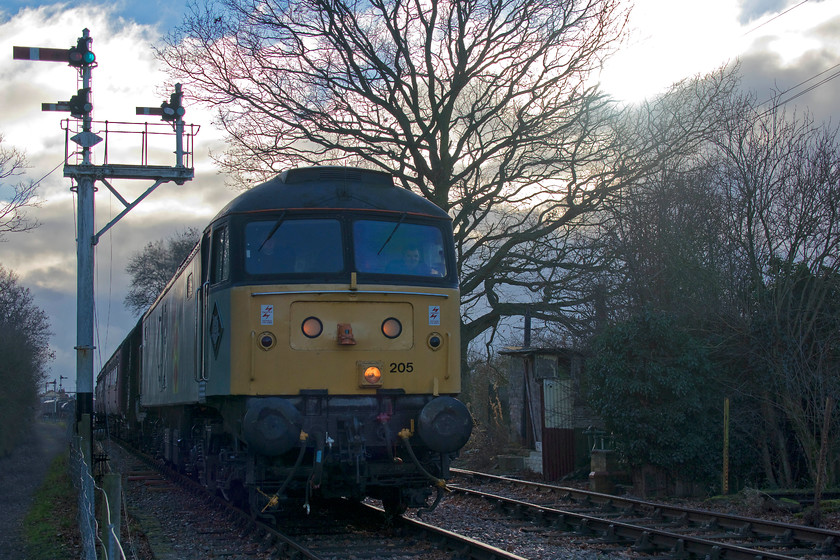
[353,220,447,278]
[245,218,343,276]
[210,226,230,284]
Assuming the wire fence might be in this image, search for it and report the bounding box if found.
[69,434,98,560]
[69,426,127,560]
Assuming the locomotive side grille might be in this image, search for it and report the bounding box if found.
[319,168,362,182]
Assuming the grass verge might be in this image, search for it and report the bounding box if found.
[22,451,80,559]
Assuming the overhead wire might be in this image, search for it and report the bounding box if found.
[616,0,831,114]
[743,0,811,36]
[742,0,840,115]
[762,61,840,104]
[726,0,835,116]
[757,65,840,119]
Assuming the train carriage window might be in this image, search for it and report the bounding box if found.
[245,219,343,275]
[353,220,447,277]
[211,226,229,284]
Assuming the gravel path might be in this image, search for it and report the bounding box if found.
[0,420,70,559]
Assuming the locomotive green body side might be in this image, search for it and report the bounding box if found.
[140,246,205,406]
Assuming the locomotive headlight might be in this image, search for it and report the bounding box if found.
[301,316,323,338]
[381,317,402,339]
[358,361,384,387]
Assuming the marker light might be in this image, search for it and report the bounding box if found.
[302,317,323,338]
[364,366,382,384]
[358,361,384,387]
[427,333,443,350]
[381,318,402,339]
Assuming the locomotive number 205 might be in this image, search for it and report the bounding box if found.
[390,362,414,373]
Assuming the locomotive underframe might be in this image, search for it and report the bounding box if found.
[141,391,453,514]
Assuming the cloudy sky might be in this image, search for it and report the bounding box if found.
[0,0,838,392]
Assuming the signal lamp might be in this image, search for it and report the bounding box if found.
[301,317,323,338]
[381,317,402,339]
[68,38,95,67]
[67,88,92,118]
[160,90,185,121]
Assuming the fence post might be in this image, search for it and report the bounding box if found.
[722,398,730,495]
[78,413,92,468]
[102,472,121,559]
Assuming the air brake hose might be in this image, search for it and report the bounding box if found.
[260,431,308,513]
[304,434,326,515]
[280,431,309,491]
[398,429,449,515]
[311,434,325,487]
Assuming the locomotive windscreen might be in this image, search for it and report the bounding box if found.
[353,219,446,277]
[242,213,451,282]
[245,218,343,275]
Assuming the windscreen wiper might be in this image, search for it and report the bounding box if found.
[258,210,287,252]
[376,213,406,255]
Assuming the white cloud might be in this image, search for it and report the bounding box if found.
[599,0,745,102]
[600,0,840,113]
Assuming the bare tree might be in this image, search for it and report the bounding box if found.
[160,0,735,353]
[713,92,840,498]
[0,134,39,240]
[604,160,733,322]
[124,228,200,315]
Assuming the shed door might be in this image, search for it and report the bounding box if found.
[542,379,575,479]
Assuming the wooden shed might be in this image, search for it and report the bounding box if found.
[500,345,589,480]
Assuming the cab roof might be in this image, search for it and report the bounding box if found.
[213,167,449,221]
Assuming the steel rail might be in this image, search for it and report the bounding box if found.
[451,468,840,557]
[372,502,530,560]
[452,485,804,560]
[115,439,530,559]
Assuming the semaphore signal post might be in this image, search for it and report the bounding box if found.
[13,29,197,475]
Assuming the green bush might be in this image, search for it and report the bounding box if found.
[584,310,721,482]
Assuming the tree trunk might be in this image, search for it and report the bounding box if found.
[760,436,778,488]
[810,396,833,527]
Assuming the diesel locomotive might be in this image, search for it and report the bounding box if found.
[96,166,472,515]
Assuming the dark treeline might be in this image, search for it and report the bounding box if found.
[585,89,840,500]
[0,266,52,455]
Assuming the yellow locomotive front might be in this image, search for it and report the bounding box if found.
[234,218,461,397]
[173,167,472,514]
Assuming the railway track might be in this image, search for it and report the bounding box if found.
[274,501,531,559]
[106,439,528,559]
[447,468,840,559]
